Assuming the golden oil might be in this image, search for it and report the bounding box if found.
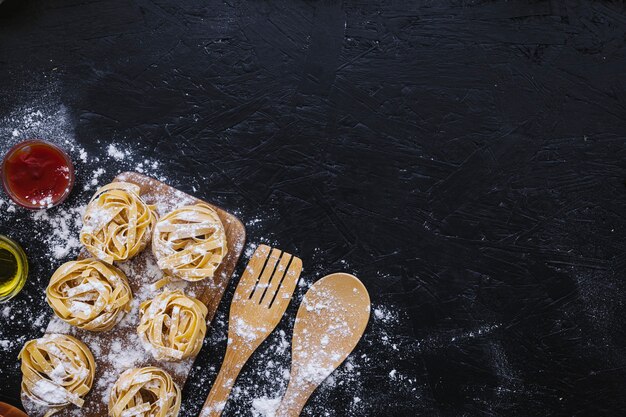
[0,235,28,302]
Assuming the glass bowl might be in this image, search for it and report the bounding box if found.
[0,235,29,303]
[1,139,75,210]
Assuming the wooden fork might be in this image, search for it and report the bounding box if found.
[200,244,302,417]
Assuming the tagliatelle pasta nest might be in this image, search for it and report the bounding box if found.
[19,334,95,417]
[80,182,157,263]
[46,259,133,332]
[108,367,181,417]
[137,289,208,361]
[152,203,227,282]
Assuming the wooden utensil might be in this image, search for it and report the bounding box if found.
[201,244,302,417]
[275,273,370,417]
[0,402,29,417]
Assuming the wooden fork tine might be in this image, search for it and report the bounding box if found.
[250,248,282,303]
[260,252,292,307]
[232,245,270,302]
[268,257,302,310]
[201,245,302,417]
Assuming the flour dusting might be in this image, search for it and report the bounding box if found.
[0,93,416,416]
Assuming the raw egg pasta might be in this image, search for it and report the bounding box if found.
[19,334,95,417]
[108,367,181,417]
[137,289,207,361]
[46,259,132,332]
[152,203,227,281]
[80,182,156,263]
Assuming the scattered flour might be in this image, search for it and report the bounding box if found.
[0,96,170,262]
[31,205,85,260]
[84,168,106,191]
[106,144,126,161]
[0,93,417,416]
[251,396,280,417]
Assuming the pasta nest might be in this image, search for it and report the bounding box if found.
[152,203,228,281]
[19,334,95,417]
[108,367,181,417]
[137,290,208,361]
[46,259,133,332]
[80,182,156,263]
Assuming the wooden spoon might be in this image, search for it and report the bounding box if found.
[275,273,370,417]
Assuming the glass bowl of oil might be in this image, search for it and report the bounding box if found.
[0,235,28,303]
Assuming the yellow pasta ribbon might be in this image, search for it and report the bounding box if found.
[137,290,207,361]
[46,258,133,332]
[152,203,227,281]
[108,367,181,417]
[19,334,95,417]
[80,182,156,263]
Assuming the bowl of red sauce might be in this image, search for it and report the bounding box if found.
[1,140,75,209]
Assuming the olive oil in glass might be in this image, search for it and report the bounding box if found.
[0,235,28,302]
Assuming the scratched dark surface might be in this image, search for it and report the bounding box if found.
[1,0,626,416]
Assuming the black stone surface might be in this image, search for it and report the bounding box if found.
[1,0,626,416]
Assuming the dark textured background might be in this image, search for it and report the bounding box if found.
[1,0,626,416]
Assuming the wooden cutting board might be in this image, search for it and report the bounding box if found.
[22,172,246,417]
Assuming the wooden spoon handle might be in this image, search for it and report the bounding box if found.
[201,349,247,417]
[274,380,315,417]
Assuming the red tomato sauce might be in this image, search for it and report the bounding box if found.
[2,141,74,209]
